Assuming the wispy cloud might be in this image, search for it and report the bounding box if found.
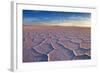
[23,10,91,27]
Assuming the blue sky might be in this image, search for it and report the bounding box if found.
[23,10,91,26]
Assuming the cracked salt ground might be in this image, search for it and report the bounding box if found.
[23,27,91,62]
[48,49,75,61]
[48,43,75,61]
[32,38,45,47]
[31,48,48,62]
[33,42,54,54]
[85,49,91,56]
[74,55,91,60]
[80,42,91,49]
[23,48,48,62]
[58,40,80,51]
[33,54,48,62]
[73,48,90,56]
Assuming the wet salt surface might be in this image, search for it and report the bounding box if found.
[23,26,91,62]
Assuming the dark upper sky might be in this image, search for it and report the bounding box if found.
[23,10,91,26]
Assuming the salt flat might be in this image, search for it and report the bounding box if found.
[23,25,91,62]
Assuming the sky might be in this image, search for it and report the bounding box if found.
[23,10,91,27]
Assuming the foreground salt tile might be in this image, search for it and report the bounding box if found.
[73,48,87,56]
[32,38,45,47]
[85,49,91,56]
[58,40,79,50]
[33,54,48,62]
[23,48,48,62]
[23,39,33,50]
[80,42,91,49]
[48,42,75,60]
[33,42,54,54]
[74,55,91,60]
[31,48,48,62]
[48,48,75,61]
[70,38,83,43]
[23,48,35,62]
